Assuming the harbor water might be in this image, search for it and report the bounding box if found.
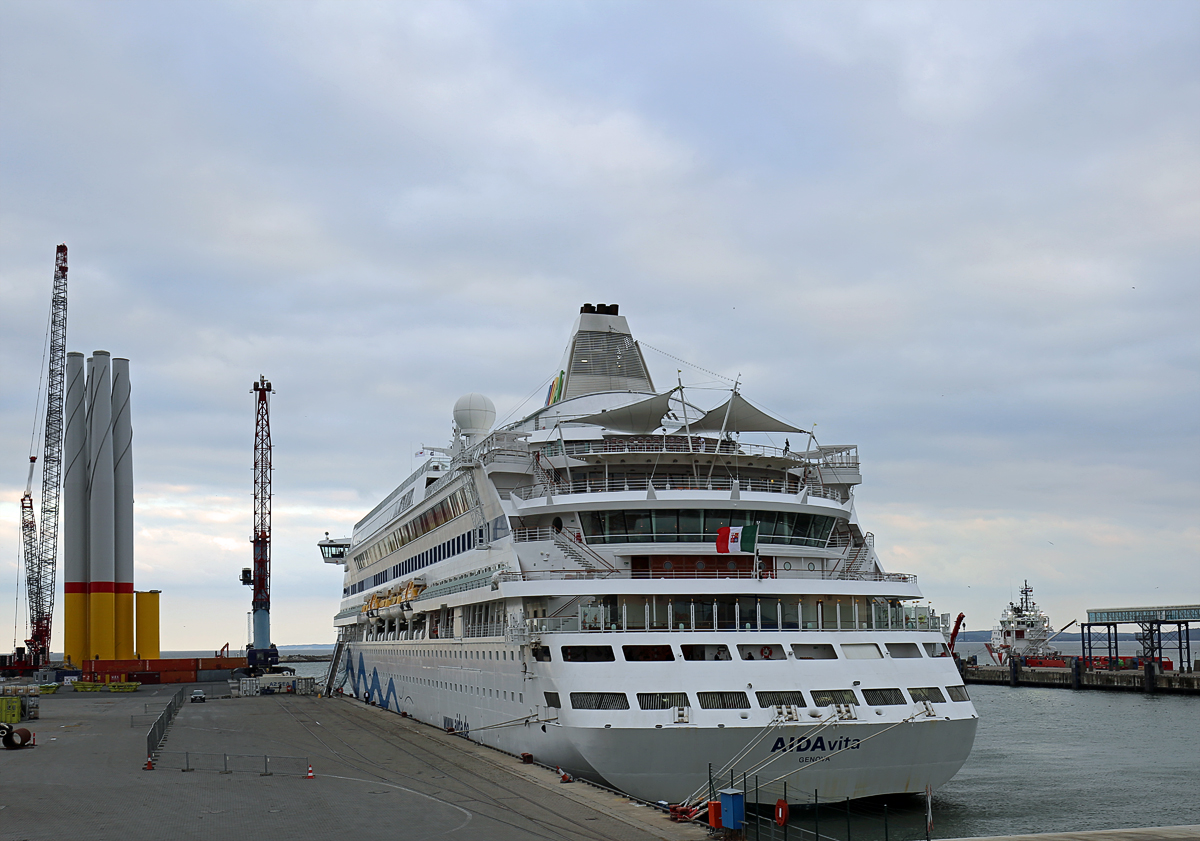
[766,683,1200,839]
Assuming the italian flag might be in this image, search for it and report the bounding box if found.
[716,525,758,554]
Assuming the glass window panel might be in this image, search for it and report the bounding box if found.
[580,511,605,539]
[626,510,653,539]
[704,511,730,536]
[678,509,703,539]
[652,509,678,543]
[756,510,778,537]
[603,510,627,539]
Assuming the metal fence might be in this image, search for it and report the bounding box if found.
[154,751,311,776]
[144,687,186,758]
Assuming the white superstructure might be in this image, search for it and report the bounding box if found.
[320,304,978,805]
[990,581,1055,663]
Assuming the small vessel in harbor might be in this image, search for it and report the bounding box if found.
[989,581,1055,665]
[322,304,979,805]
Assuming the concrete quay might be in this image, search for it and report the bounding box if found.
[0,683,705,841]
[964,665,1200,694]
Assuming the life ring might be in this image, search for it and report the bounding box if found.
[760,646,773,660]
[775,799,789,826]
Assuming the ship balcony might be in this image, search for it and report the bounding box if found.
[505,599,941,637]
[508,477,851,516]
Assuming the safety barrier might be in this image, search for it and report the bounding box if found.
[154,751,311,776]
[145,687,186,757]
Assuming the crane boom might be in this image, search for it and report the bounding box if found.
[18,245,67,666]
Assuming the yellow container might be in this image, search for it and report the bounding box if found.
[0,697,20,724]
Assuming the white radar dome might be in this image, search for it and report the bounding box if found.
[454,393,496,435]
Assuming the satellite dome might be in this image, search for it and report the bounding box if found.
[453,393,496,435]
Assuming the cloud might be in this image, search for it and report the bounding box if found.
[1,0,1196,648]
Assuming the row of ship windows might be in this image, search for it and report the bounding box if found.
[345,529,475,596]
[578,509,836,547]
[534,641,948,662]
[352,488,472,569]
[358,647,517,661]
[371,671,524,704]
[545,685,971,711]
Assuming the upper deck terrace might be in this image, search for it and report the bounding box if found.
[509,476,849,505]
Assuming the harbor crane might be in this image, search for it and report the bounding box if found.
[240,375,279,672]
[9,245,68,672]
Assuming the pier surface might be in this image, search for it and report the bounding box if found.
[0,683,704,841]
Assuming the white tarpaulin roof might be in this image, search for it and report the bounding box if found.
[573,390,677,433]
[675,392,805,434]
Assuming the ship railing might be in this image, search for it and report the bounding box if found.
[496,569,916,584]
[522,615,938,635]
[540,437,860,467]
[510,477,844,502]
[512,528,839,551]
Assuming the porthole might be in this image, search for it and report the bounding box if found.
[663,561,674,571]
[808,562,816,571]
[695,560,706,570]
[727,560,737,570]
[783,561,792,570]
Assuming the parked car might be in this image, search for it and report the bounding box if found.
[189,689,206,703]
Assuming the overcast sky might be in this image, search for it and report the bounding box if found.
[2,0,1196,652]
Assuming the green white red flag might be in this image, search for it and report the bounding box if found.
[716,525,757,554]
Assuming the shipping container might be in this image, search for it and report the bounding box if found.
[158,671,197,684]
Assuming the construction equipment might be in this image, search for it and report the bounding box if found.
[948,612,966,655]
[10,245,67,672]
[241,376,278,672]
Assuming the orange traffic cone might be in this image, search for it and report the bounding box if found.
[144,755,155,771]
[305,763,314,779]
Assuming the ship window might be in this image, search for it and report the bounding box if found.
[861,688,906,706]
[531,645,552,662]
[637,692,690,710]
[681,644,730,661]
[791,643,837,660]
[570,692,629,710]
[697,691,750,710]
[924,642,949,657]
[886,642,922,659]
[810,689,858,706]
[755,691,806,708]
[737,644,785,661]
[623,645,675,661]
[562,645,615,662]
[946,685,971,702]
[842,643,883,660]
[909,687,947,704]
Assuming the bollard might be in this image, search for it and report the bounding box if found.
[262,754,272,776]
[221,753,231,774]
[183,751,192,772]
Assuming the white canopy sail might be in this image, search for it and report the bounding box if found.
[676,391,805,434]
[573,390,677,433]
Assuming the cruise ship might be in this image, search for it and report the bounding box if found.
[319,304,978,806]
